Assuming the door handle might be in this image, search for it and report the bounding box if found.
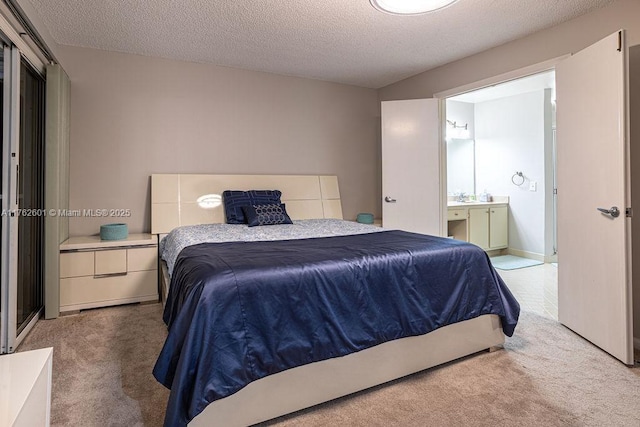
[597,206,620,218]
[384,196,397,203]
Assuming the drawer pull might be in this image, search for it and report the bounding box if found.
[94,272,128,279]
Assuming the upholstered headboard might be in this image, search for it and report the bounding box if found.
[151,174,343,234]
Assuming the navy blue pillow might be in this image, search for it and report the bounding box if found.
[242,204,293,227]
[222,190,283,224]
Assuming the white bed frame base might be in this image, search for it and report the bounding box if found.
[190,314,503,426]
[150,173,506,426]
[163,256,503,426]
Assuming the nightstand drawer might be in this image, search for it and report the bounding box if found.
[128,247,157,272]
[95,249,127,275]
[60,270,157,309]
[60,252,94,278]
[448,208,466,221]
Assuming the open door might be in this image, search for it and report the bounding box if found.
[556,31,634,365]
[381,99,444,236]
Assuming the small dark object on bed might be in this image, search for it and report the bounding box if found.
[222,189,282,224]
[242,203,293,226]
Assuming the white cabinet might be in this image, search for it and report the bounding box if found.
[59,234,158,313]
[489,205,508,249]
[0,348,52,427]
[468,205,508,250]
[447,208,468,241]
[468,208,490,248]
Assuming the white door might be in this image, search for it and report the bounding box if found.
[556,31,633,365]
[381,99,444,236]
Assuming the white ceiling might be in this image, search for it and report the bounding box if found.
[27,0,614,88]
[450,70,556,104]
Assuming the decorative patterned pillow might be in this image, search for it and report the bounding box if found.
[242,204,293,227]
[222,190,283,224]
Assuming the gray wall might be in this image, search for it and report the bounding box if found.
[40,0,640,240]
[56,45,380,236]
[379,0,640,101]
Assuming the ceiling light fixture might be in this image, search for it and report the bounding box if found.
[370,0,458,15]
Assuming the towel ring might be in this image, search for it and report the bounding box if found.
[512,171,525,186]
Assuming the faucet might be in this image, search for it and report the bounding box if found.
[457,192,467,202]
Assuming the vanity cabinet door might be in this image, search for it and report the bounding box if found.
[468,208,489,249]
[489,206,508,249]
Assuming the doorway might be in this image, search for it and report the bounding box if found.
[384,33,635,364]
[444,70,558,317]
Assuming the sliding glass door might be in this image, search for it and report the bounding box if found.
[0,44,13,354]
[0,44,45,353]
[16,58,44,336]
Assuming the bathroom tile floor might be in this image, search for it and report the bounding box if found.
[496,263,558,320]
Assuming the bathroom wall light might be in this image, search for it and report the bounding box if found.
[370,0,458,15]
[446,119,470,140]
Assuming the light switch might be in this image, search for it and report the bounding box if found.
[529,181,537,192]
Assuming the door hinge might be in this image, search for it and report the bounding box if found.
[626,207,632,218]
[618,31,622,52]
[553,188,557,195]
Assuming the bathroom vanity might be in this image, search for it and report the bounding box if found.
[447,197,508,251]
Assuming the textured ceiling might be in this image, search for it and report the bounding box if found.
[27,0,615,88]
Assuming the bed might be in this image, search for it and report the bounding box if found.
[150,174,520,427]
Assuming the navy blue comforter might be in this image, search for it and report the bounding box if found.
[153,230,520,426]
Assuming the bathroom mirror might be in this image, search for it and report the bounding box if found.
[446,138,475,196]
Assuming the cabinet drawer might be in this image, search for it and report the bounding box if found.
[60,270,157,308]
[128,247,157,272]
[60,252,94,278]
[447,209,466,221]
[95,249,127,275]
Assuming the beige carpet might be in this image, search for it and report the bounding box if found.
[18,303,640,426]
[18,303,169,426]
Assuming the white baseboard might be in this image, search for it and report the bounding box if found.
[505,248,557,264]
[506,248,545,262]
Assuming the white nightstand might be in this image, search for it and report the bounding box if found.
[59,233,158,314]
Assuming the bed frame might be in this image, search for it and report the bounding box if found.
[151,173,505,426]
[151,174,343,234]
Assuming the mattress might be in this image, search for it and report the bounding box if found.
[159,218,385,276]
